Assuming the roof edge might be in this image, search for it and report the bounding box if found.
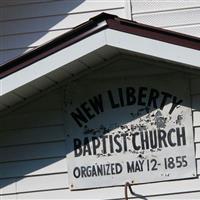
[0,13,110,78]
[106,17,200,51]
[0,12,199,79]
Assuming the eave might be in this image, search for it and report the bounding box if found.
[0,12,199,111]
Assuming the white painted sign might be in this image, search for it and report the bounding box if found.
[66,78,196,190]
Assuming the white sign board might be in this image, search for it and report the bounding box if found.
[66,79,196,190]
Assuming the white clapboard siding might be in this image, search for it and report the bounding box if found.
[0,157,67,179]
[1,175,200,198]
[12,189,200,200]
[193,111,200,127]
[0,48,34,65]
[0,0,126,64]
[192,79,200,167]
[1,194,16,200]
[131,0,200,37]
[166,25,200,38]
[191,77,200,195]
[195,143,200,159]
[0,0,53,7]
[0,9,125,36]
[0,141,66,163]
[0,173,68,195]
[191,78,200,95]
[0,110,63,130]
[14,87,64,113]
[197,159,200,174]
[191,77,200,186]
[0,179,16,195]
[131,0,200,14]
[0,30,70,50]
[0,79,198,198]
[132,8,200,28]
[0,0,124,21]
[17,173,68,193]
[192,93,200,111]
[0,125,65,147]
[194,127,200,143]
[0,85,68,196]
[151,191,200,199]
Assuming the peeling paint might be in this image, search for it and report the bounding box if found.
[176,114,183,125]
[154,110,167,129]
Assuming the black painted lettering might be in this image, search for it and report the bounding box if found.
[73,167,80,178]
[138,87,147,106]
[160,92,172,110]
[141,131,149,150]
[74,138,82,157]
[91,165,97,177]
[158,129,168,148]
[118,88,125,107]
[111,163,115,174]
[106,164,110,175]
[132,132,141,150]
[169,96,183,114]
[149,130,157,149]
[148,88,159,109]
[114,135,122,153]
[109,135,114,153]
[121,133,128,152]
[81,166,87,177]
[92,137,100,155]
[97,165,103,176]
[177,127,186,146]
[139,160,144,171]
[116,163,123,174]
[135,161,141,172]
[81,102,95,120]
[126,87,136,105]
[108,90,120,109]
[86,166,91,177]
[101,135,108,154]
[89,94,104,114]
[167,128,176,147]
[127,161,134,173]
[83,137,92,156]
[70,108,88,127]
[103,164,106,175]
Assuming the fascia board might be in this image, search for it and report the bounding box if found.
[0,31,107,96]
[1,28,199,96]
[105,29,200,69]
